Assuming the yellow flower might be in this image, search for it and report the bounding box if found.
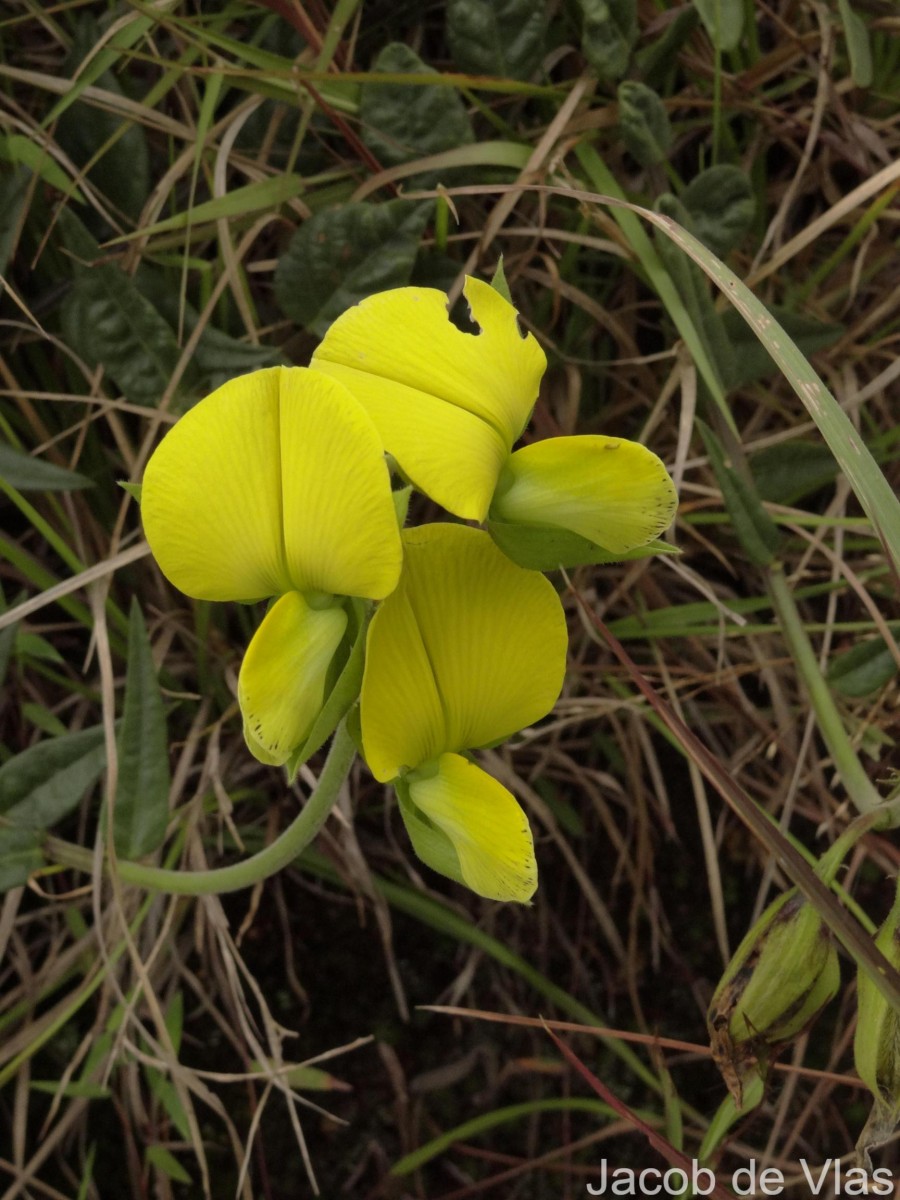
[141,366,402,766]
[311,277,677,560]
[360,523,567,902]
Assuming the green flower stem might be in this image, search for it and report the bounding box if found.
[44,721,357,895]
[767,563,883,817]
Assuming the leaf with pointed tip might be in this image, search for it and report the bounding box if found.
[0,727,107,827]
[486,519,679,571]
[697,421,780,567]
[113,599,170,858]
[0,443,92,492]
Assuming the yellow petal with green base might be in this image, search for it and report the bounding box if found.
[491,436,678,554]
[407,753,537,903]
[279,368,402,599]
[239,592,348,766]
[141,368,291,601]
[311,277,546,520]
[360,524,567,780]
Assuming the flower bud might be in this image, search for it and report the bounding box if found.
[854,880,900,1171]
[708,889,839,1108]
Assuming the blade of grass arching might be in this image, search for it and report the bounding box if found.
[573,143,737,435]
[177,68,225,340]
[646,210,900,574]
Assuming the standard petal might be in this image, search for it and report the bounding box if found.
[278,369,402,599]
[491,436,678,554]
[142,368,291,601]
[310,276,546,520]
[397,524,567,754]
[239,592,347,767]
[407,753,537,902]
[360,580,446,782]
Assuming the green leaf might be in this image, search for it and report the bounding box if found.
[0,825,43,892]
[828,639,898,698]
[359,43,473,184]
[680,165,754,258]
[446,0,548,80]
[0,166,31,297]
[751,441,840,505]
[113,599,170,859]
[274,200,430,336]
[696,421,780,566]
[58,211,201,408]
[618,81,672,167]
[579,0,638,82]
[396,780,466,888]
[836,0,873,87]
[31,1080,111,1099]
[0,726,107,827]
[720,307,843,389]
[0,443,92,492]
[145,1145,191,1186]
[489,256,513,303]
[692,0,744,52]
[54,14,150,219]
[634,6,699,88]
[0,135,84,202]
[486,519,679,571]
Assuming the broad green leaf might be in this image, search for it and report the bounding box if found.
[145,1145,191,1186]
[0,136,84,202]
[692,0,744,51]
[58,210,201,407]
[828,638,898,698]
[486,520,679,571]
[836,0,873,87]
[697,421,780,566]
[0,726,107,827]
[720,307,843,389]
[579,0,637,82]
[274,200,429,336]
[0,443,92,492]
[0,166,30,296]
[751,441,840,505]
[446,0,548,80]
[0,825,43,892]
[359,43,473,185]
[113,599,170,859]
[55,14,150,219]
[654,194,735,392]
[680,165,754,258]
[618,82,672,167]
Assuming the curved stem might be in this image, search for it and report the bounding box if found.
[44,721,357,895]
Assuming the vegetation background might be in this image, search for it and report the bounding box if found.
[1,0,899,1196]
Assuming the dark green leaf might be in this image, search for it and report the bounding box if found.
[274,201,430,336]
[0,825,43,892]
[634,7,699,88]
[828,638,898,698]
[0,165,32,295]
[697,421,780,566]
[0,726,107,827]
[720,307,843,389]
[486,519,679,571]
[751,441,840,505]
[692,0,744,51]
[446,0,548,80]
[836,0,873,87]
[359,44,473,185]
[58,210,201,408]
[654,194,735,393]
[56,15,150,220]
[113,599,170,858]
[618,81,672,167]
[681,165,755,258]
[0,442,93,492]
[579,0,637,82]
